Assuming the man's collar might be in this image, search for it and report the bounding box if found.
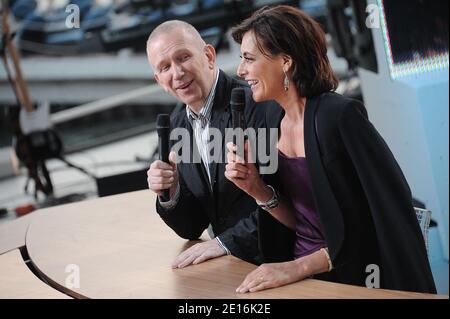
[186,69,219,127]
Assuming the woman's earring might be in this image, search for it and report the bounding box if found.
[283,70,289,91]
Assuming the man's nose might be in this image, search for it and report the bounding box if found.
[173,64,185,80]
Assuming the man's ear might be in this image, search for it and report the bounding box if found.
[204,44,216,70]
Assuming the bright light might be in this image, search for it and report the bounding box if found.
[378,0,449,79]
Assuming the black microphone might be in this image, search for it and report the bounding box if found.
[156,114,170,201]
[230,87,246,158]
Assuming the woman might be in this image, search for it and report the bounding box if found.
[225,5,436,294]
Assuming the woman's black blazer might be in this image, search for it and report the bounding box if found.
[260,92,436,293]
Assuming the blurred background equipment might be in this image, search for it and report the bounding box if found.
[324,0,378,100]
[1,0,95,200]
[356,0,448,294]
[8,0,298,56]
[325,0,377,73]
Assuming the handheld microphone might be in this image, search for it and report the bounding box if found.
[230,87,246,158]
[156,114,170,201]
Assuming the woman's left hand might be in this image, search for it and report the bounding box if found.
[236,261,306,293]
[236,249,331,293]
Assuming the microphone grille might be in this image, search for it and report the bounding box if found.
[156,114,170,128]
[230,87,245,112]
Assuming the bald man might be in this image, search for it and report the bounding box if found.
[146,20,281,268]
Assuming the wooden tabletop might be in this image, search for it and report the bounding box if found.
[9,190,441,299]
[26,190,274,299]
[0,249,70,299]
[0,212,38,255]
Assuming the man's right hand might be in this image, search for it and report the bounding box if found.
[172,239,227,268]
[147,151,178,198]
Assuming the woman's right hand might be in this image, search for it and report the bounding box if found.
[227,142,297,231]
[225,141,273,202]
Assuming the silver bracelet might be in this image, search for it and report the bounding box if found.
[320,247,333,272]
[255,185,279,211]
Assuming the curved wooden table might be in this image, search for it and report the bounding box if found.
[0,249,70,299]
[1,190,446,299]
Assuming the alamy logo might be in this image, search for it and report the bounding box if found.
[170,127,279,174]
[65,264,80,289]
[65,4,80,29]
[365,4,380,29]
[365,264,380,288]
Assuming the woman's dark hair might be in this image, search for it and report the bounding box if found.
[231,5,338,98]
